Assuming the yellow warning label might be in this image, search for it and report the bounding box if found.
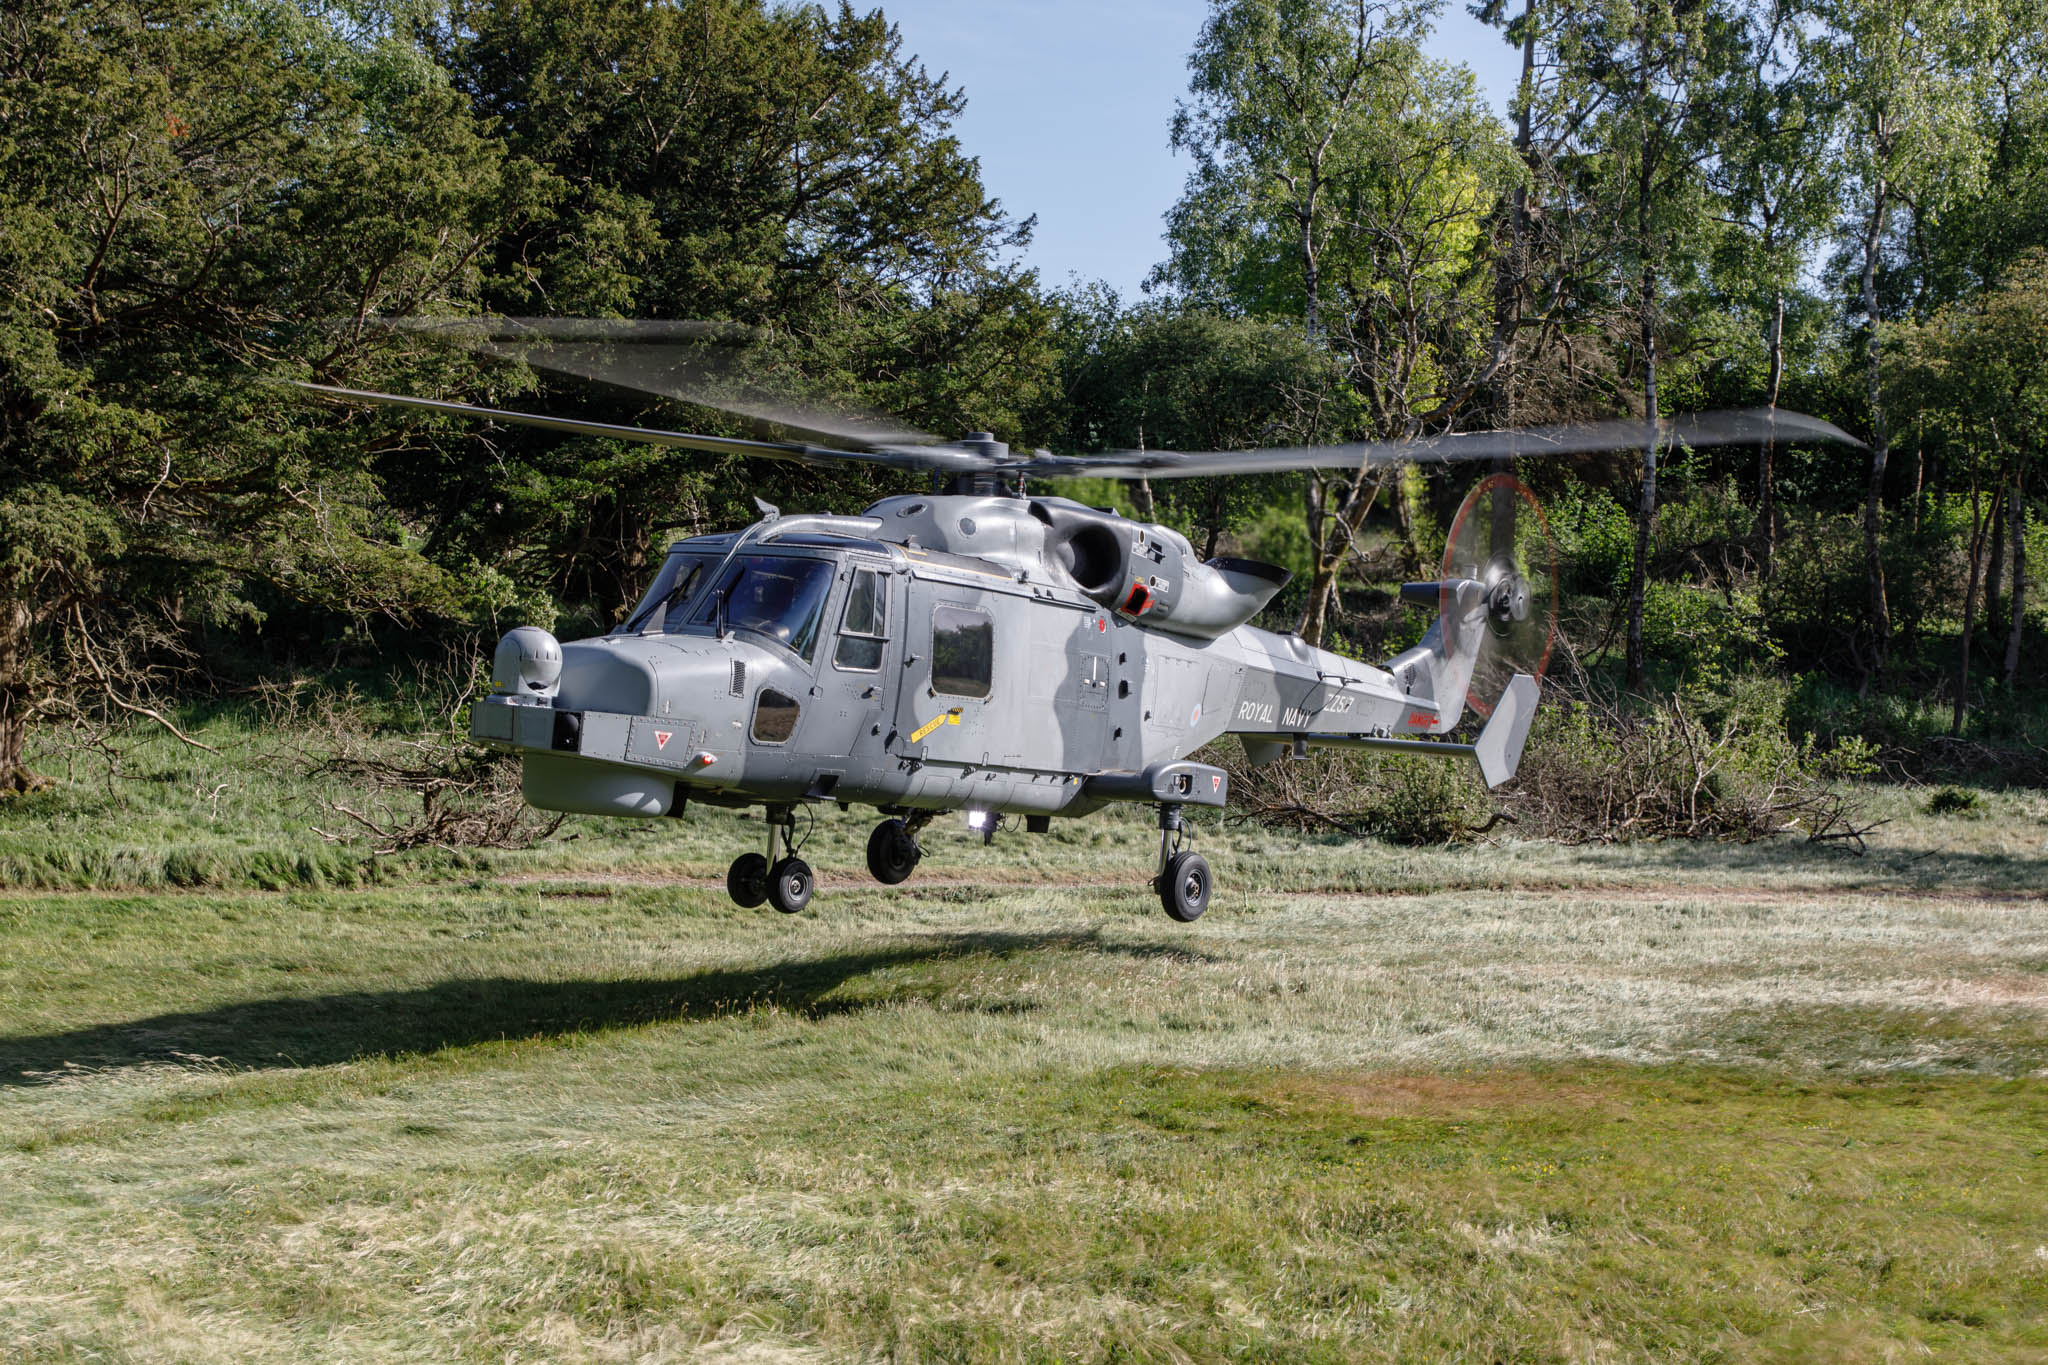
[911,709,962,743]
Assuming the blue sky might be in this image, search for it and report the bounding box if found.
[875,0,1526,301]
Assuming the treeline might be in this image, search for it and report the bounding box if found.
[0,0,2043,793]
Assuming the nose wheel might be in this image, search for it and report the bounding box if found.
[728,807,814,913]
[1153,804,1211,922]
[766,856,813,914]
[726,852,769,908]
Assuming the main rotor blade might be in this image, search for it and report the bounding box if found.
[292,382,983,475]
[1013,408,1862,480]
[377,318,765,343]
[357,316,942,451]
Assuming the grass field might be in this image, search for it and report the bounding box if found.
[3,722,2047,1361]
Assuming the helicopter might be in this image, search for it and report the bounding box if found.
[300,320,1858,921]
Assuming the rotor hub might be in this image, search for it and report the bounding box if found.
[1485,568,1532,628]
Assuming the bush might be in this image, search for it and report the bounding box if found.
[1926,786,1982,817]
[1640,582,1783,690]
[1548,479,1634,596]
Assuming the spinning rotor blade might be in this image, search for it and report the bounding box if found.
[358,316,941,451]
[1011,408,1861,480]
[293,382,984,476]
[1442,474,1559,718]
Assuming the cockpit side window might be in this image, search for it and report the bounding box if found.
[688,555,835,661]
[620,554,708,634]
[833,568,889,671]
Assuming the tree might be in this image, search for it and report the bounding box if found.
[1047,301,1352,556]
[1889,247,2048,730]
[1158,0,1517,643]
[1818,0,1991,685]
[1708,0,1842,578]
[0,0,529,791]
[1548,0,1745,689]
[1160,0,1439,338]
[377,0,1057,608]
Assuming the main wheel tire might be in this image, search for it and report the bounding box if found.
[726,852,769,908]
[1156,851,1211,923]
[766,856,814,914]
[865,818,922,885]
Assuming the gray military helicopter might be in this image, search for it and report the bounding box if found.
[301,321,1856,920]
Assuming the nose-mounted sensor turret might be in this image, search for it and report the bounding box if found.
[493,626,562,702]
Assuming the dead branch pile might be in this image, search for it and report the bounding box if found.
[1506,695,1877,849]
[1220,691,1877,851]
[1221,747,1499,844]
[260,647,563,857]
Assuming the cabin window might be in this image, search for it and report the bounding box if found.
[833,568,888,671]
[751,688,801,744]
[930,605,994,699]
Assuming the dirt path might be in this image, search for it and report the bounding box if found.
[495,869,2048,906]
[3,870,2038,906]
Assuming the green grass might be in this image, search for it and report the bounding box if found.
[6,708,2047,896]
[3,716,2047,1360]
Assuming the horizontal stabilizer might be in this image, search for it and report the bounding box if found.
[1473,673,1539,789]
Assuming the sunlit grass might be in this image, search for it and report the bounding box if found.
[2,715,2045,1360]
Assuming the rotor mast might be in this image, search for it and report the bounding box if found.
[933,432,1026,498]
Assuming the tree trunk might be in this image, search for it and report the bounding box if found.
[1859,179,1892,687]
[1906,443,1923,534]
[1954,470,1988,737]
[1757,291,1784,580]
[1298,560,1339,645]
[1300,198,1321,340]
[1625,269,1659,691]
[1295,469,1381,646]
[0,599,46,795]
[1983,473,2007,647]
[2004,464,2028,689]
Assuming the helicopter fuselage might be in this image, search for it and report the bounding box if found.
[471,493,1491,824]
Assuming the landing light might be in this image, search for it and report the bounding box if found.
[965,809,992,831]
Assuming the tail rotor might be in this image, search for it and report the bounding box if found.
[1440,474,1559,717]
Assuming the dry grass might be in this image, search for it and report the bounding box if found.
[3,722,2046,1361]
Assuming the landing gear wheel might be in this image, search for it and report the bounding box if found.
[726,853,769,908]
[866,819,922,885]
[767,857,814,914]
[1156,851,1211,923]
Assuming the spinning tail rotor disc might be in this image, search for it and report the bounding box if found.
[1441,474,1558,717]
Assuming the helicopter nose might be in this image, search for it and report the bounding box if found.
[552,634,769,769]
[557,638,660,715]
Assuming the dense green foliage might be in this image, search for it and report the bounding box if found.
[0,0,2043,793]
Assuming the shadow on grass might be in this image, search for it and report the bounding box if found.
[1,928,1200,1086]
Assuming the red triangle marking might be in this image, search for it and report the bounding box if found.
[655,730,672,749]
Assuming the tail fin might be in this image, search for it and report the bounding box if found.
[1386,580,1487,733]
[1472,673,1539,788]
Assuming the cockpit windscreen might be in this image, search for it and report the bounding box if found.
[690,556,835,659]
